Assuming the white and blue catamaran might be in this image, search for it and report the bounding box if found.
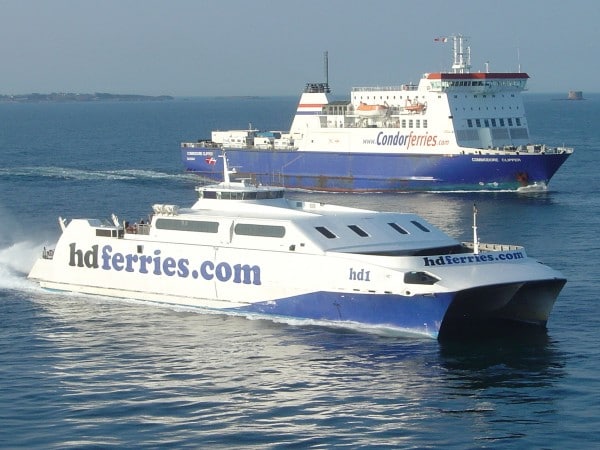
[29,154,565,339]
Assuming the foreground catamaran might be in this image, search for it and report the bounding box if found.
[29,155,566,339]
[182,35,572,192]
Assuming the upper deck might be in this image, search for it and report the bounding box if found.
[425,72,529,93]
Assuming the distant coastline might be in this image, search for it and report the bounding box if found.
[0,92,174,103]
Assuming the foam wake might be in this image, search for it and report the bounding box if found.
[0,240,45,290]
[0,166,197,183]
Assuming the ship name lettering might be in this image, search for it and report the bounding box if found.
[472,157,499,162]
[68,243,100,268]
[422,251,524,267]
[349,268,371,281]
[376,131,438,149]
[67,243,261,285]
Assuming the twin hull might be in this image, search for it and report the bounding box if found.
[29,227,565,339]
[183,147,571,192]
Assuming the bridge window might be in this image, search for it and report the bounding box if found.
[95,228,122,238]
[201,191,217,199]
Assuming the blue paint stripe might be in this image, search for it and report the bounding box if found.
[183,147,570,191]
[232,290,455,338]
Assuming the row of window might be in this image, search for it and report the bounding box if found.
[200,189,284,200]
[352,94,422,102]
[440,80,525,89]
[354,90,521,103]
[402,119,428,129]
[467,117,522,128]
[153,218,431,239]
[96,228,124,238]
[454,93,516,99]
[316,221,430,239]
[155,218,285,237]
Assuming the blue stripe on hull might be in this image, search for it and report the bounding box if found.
[234,291,456,338]
[182,148,571,192]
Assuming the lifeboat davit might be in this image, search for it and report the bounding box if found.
[356,102,389,117]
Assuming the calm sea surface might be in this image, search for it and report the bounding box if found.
[1,94,599,448]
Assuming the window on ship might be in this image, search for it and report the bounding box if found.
[315,226,337,239]
[388,222,409,234]
[348,225,369,237]
[234,223,286,238]
[156,219,219,233]
[411,221,430,232]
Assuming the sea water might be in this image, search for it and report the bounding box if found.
[1,94,599,448]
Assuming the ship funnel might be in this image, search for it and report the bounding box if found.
[289,53,331,134]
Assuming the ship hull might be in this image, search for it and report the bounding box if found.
[183,148,571,192]
[33,278,564,340]
[30,237,565,340]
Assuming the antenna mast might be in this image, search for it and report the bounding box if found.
[451,34,471,74]
[472,203,480,254]
[324,51,329,87]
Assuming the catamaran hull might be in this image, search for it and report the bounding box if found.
[183,148,571,192]
[33,276,564,340]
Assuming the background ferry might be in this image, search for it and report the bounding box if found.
[181,35,572,192]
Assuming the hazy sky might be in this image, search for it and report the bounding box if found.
[1,0,598,96]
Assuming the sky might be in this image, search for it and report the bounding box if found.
[1,0,598,97]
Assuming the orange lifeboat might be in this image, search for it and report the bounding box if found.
[404,99,426,113]
[356,102,389,117]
